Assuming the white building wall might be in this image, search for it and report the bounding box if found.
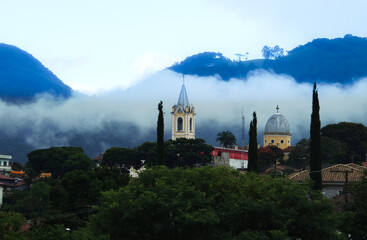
[230,159,248,169]
[322,185,343,198]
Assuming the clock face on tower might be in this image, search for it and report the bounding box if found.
[178,109,182,113]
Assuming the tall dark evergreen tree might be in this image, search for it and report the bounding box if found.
[248,111,258,173]
[156,101,165,165]
[310,83,322,190]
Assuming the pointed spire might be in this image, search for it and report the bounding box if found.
[177,83,189,106]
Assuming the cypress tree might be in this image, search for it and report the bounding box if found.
[248,111,258,173]
[157,101,165,165]
[310,83,322,190]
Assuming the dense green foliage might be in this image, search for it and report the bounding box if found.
[3,167,129,228]
[170,35,367,84]
[102,147,141,170]
[0,211,26,239]
[287,122,367,168]
[25,147,93,178]
[248,112,258,173]
[258,146,284,172]
[90,166,342,240]
[143,138,213,168]
[344,172,367,239]
[287,138,310,169]
[320,136,349,164]
[157,101,165,165]
[310,83,322,190]
[164,138,213,168]
[216,130,237,148]
[321,122,367,163]
[0,222,109,240]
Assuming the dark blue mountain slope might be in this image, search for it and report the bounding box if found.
[0,43,72,102]
[169,35,367,84]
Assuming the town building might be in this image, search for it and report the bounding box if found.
[171,82,195,140]
[263,105,291,150]
[0,154,12,176]
[0,174,26,205]
[288,163,366,198]
[211,147,248,169]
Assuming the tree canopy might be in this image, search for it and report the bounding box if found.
[143,138,213,168]
[286,138,310,170]
[90,166,342,240]
[102,147,141,170]
[321,122,367,163]
[164,138,213,168]
[25,147,92,178]
[261,45,285,59]
[258,145,284,172]
[216,130,237,148]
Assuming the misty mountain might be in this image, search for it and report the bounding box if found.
[169,35,367,84]
[0,43,72,102]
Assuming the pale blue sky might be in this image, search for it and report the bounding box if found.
[1,0,366,93]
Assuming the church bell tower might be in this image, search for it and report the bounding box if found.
[171,82,195,140]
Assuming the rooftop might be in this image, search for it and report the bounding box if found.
[288,163,366,183]
[264,113,291,134]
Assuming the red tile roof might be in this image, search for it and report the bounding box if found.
[288,163,366,183]
[0,174,15,181]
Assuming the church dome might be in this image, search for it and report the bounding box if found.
[264,113,290,134]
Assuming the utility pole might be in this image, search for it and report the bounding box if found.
[242,108,245,148]
[331,169,353,204]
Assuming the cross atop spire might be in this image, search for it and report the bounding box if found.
[276,105,279,113]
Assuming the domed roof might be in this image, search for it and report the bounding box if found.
[264,113,291,134]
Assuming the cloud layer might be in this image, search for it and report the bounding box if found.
[1,69,367,163]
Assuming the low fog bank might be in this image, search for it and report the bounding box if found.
[1,69,367,164]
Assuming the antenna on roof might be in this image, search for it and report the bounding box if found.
[242,107,245,148]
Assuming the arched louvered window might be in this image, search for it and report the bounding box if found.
[177,117,183,131]
[189,118,192,132]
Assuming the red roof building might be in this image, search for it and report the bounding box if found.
[211,147,248,169]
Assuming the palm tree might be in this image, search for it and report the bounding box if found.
[216,131,237,148]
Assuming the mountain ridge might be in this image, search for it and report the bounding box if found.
[0,43,72,103]
[169,34,367,84]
